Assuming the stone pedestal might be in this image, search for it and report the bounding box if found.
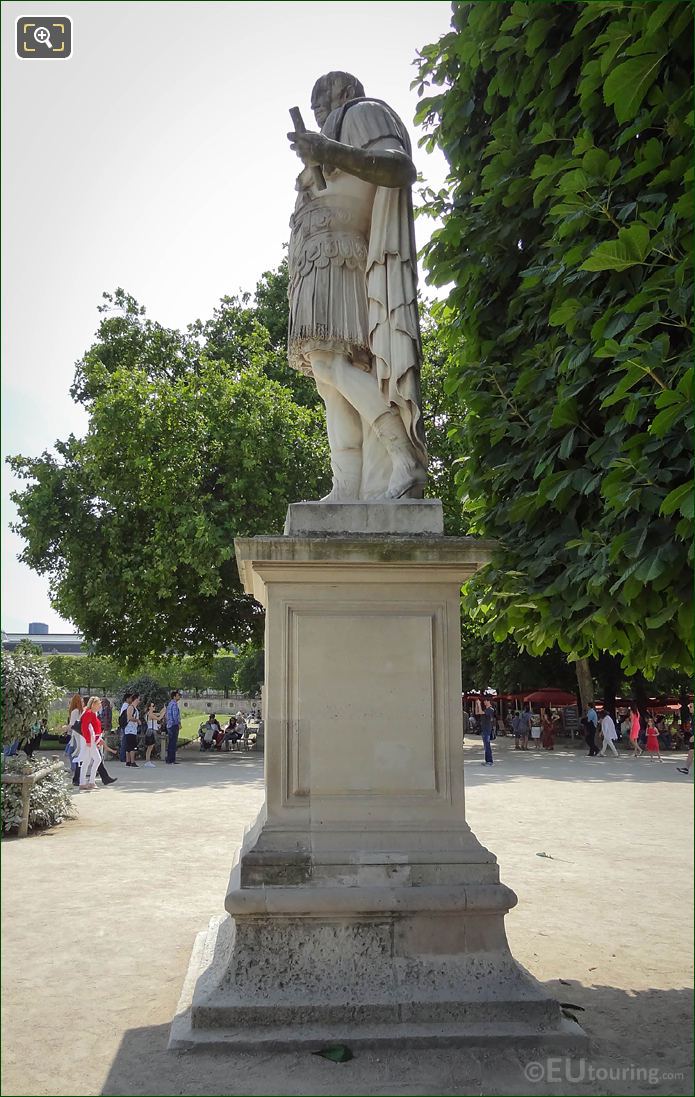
[171,507,583,1050]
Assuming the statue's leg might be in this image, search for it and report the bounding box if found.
[311,352,363,502]
[328,361,427,501]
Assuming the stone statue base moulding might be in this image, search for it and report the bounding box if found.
[170,502,585,1050]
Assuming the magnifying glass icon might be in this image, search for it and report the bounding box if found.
[34,26,53,49]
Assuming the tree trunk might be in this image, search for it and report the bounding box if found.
[631,672,649,720]
[573,657,594,713]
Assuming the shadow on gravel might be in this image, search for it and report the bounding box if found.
[56,750,266,798]
[100,983,693,1097]
[463,740,691,786]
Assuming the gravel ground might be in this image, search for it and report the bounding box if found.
[1,737,692,1096]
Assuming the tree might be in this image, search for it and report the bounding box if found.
[46,653,127,694]
[119,674,168,713]
[10,281,331,664]
[460,616,578,696]
[232,642,264,697]
[13,639,43,657]
[208,654,236,697]
[414,0,693,678]
[192,269,320,411]
[419,304,471,535]
[1,649,61,746]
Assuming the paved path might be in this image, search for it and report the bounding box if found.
[1,739,692,1095]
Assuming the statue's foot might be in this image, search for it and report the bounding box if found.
[320,481,361,503]
[381,461,427,501]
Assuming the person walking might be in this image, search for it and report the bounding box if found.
[541,708,555,750]
[117,693,131,763]
[165,690,182,765]
[586,702,598,731]
[22,719,43,758]
[99,696,113,734]
[644,716,663,762]
[530,714,542,750]
[619,711,631,740]
[658,717,673,752]
[76,697,104,791]
[519,707,532,750]
[628,703,643,758]
[144,702,165,767]
[677,728,694,775]
[66,694,85,786]
[124,693,141,768]
[479,702,495,766]
[599,708,620,758]
[582,713,599,756]
[511,711,522,750]
[95,739,118,785]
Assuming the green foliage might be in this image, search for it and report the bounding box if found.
[1,757,77,834]
[190,263,321,410]
[460,616,578,694]
[46,654,126,693]
[9,245,485,666]
[414,0,693,676]
[9,275,331,664]
[420,304,471,534]
[205,655,236,696]
[119,674,168,712]
[45,651,244,697]
[13,639,43,657]
[1,650,61,746]
[231,642,264,696]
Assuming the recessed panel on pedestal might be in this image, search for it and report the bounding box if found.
[286,605,440,800]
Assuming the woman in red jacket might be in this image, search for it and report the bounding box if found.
[77,696,104,791]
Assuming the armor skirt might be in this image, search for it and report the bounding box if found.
[288,203,372,376]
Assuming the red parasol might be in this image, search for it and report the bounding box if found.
[523,688,578,705]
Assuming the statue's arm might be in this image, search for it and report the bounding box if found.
[288,130,416,188]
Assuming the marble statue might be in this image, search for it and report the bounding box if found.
[287,71,428,502]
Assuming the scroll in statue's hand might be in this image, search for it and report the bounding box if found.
[287,130,328,167]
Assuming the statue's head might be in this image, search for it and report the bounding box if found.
[310,71,365,127]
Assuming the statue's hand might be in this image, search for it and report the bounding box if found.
[287,130,329,167]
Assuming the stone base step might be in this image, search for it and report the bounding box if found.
[169,917,587,1053]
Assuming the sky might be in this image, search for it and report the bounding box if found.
[1,0,453,634]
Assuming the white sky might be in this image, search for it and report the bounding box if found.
[1,0,453,633]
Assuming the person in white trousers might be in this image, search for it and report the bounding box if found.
[599,709,620,758]
[76,696,104,790]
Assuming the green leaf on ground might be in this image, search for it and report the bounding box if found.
[312,1044,354,1063]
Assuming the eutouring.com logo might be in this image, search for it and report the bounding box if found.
[16,17,72,59]
[524,1058,684,1086]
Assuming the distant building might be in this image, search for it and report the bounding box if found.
[2,628,85,655]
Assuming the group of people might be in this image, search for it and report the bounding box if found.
[510,708,559,751]
[467,700,693,772]
[466,705,561,765]
[114,689,182,767]
[3,718,48,758]
[581,703,693,767]
[198,712,251,751]
[62,689,184,787]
